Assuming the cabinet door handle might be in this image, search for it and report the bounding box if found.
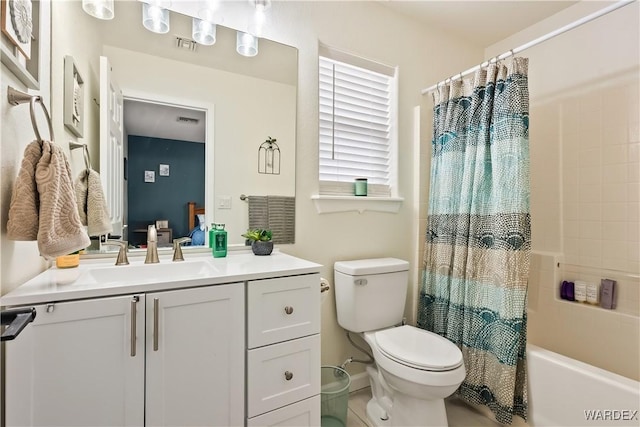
[284,306,294,315]
[130,296,138,357]
[284,371,293,381]
[153,298,159,351]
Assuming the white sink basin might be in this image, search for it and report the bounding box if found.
[86,260,218,286]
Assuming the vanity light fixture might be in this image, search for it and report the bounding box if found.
[236,31,258,57]
[192,18,217,45]
[82,0,114,20]
[142,1,171,34]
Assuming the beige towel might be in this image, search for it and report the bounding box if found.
[7,141,41,241]
[75,168,112,237]
[7,140,90,259]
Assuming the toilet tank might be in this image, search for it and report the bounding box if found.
[334,258,409,333]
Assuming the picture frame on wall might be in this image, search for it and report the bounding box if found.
[0,0,43,89]
[64,55,84,137]
[1,0,32,59]
[159,164,170,176]
[145,170,155,183]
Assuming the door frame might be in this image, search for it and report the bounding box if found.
[121,89,215,245]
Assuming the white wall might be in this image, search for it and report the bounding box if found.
[1,1,483,377]
[487,1,640,380]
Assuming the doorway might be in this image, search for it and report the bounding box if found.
[122,99,206,248]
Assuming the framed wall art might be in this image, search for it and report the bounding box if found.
[0,0,44,89]
[1,0,32,59]
[64,55,84,137]
[145,170,155,183]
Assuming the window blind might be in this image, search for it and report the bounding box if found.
[319,55,394,197]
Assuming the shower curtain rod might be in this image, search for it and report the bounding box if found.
[421,0,635,94]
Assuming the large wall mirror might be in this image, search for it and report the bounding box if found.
[52,1,297,251]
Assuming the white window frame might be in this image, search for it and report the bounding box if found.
[313,45,402,214]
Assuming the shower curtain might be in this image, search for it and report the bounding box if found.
[418,57,530,424]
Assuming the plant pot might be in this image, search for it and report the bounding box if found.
[251,240,273,256]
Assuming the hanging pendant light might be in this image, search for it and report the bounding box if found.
[192,18,217,46]
[82,0,114,20]
[236,31,258,57]
[142,2,170,34]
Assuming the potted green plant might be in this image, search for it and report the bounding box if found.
[242,229,273,256]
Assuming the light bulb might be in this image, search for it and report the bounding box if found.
[236,31,258,57]
[192,18,217,46]
[142,2,170,34]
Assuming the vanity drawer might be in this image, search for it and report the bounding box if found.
[247,274,320,348]
[247,394,320,427]
[247,334,320,417]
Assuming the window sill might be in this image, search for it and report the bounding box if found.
[311,195,404,214]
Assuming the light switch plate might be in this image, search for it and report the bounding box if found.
[217,196,232,209]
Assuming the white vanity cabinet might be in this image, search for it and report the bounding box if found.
[5,294,146,426]
[5,283,244,427]
[246,274,321,426]
[2,252,322,427]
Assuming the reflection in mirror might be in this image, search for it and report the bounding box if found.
[52,1,297,252]
[124,100,206,249]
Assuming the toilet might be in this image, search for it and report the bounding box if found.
[334,258,466,427]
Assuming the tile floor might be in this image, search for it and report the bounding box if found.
[345,387,505,427]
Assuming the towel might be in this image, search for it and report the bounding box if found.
[267,196,295,244]
[7,140,90,259]
[247,195,269,230]
[248,195,295,244]
[7,141,40,241]
[75,168,112,236]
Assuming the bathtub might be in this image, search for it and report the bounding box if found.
[527,344,640,427]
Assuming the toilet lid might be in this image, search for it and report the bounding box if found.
[375,326,463,371]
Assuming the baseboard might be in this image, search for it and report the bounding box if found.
[348,371,370,392]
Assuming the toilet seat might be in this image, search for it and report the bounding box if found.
[374,325,463,372]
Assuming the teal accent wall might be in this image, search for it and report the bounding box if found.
[128,135,205,246]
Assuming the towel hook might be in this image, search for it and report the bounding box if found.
[69,141,91,170]
[7,86,55,144]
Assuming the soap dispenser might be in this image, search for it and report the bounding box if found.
[212,224,227,258]
[208,223,215,248]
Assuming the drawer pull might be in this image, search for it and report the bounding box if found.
[284,306,294,315]
[153,298,159,351]
[130,296,138,357]
[284,371,293,381]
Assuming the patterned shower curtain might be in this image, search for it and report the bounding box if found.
[418,57,530,424]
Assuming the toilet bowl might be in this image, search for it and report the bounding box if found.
[334,258,466,427]
[363,325,465,426]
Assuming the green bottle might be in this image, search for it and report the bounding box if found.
[212,224,227,258]
[208,224,215,248]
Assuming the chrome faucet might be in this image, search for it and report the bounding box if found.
[172,237,192,262]
[103,239,129,265]
[145,225,160,264]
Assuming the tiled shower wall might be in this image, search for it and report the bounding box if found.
[561,81,640,275]
[527,77,640,381]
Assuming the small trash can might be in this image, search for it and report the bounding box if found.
[321,365,351,427]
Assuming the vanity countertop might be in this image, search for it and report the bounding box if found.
[1,250,322,307]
